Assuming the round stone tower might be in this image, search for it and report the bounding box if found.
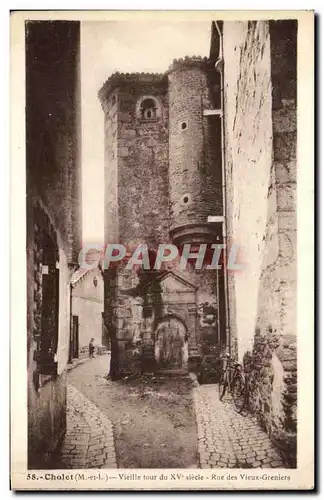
[168,56,223,246]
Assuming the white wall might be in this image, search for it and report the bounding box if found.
[57,248,71,374]
[223,21,273,360]
[72,268,104,352]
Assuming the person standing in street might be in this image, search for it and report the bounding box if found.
[89,338,96,359]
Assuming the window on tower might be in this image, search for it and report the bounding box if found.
[141,98,157,119]
[137,96,160,121]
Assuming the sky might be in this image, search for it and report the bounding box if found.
[81,20,212,244]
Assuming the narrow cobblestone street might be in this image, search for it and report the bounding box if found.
[194,385,286,469]
[53,355,287,470]
[54,354,197,469]
[55,385,117,469]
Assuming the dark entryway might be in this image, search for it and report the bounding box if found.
[154,316,188,372]
[70,315,79,360]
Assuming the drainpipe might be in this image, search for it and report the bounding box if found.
[214,21,231,356]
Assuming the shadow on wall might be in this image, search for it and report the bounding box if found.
[243,326,297,468]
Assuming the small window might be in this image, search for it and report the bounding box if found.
[137,96,161,121]
[181,194,191,206]
[181,122,188,130]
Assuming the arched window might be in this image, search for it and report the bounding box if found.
[137,96,161,121]
[140,98,157,119]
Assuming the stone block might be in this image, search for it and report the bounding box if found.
[281,335,297,348]
[271,460,285,467]
[277,184,296,212]
[119,112,133,123]
[281,359,297,372]
[277,211,296,231]
[272,108,296,133]
[273,132,297,161]
[264,230,279,267]
[278,230,296,260]
[274,160,297,184]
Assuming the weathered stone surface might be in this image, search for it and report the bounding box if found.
[278,230,296,260]
[168,63,223,234]
[272,108,297,133]
[223,20,273,360]
[273,132,297,161]
[278,211,297,231]
[274,160,297,185]
[277,184,296,212]
[223,19,297,469]
[26,23,83,469]
[101,69,226,376]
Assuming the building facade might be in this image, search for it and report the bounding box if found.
[212,20,297,466]
[70,267,105,360]
[99,59,227,377]
[99,19,297,466]
[26,21,82,468]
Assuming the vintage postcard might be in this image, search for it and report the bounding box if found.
[10,10,314,491]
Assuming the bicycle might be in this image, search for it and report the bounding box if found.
[218,353,247,413]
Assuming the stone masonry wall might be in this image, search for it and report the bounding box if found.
[254,20,297,466]
[168,59,223,236]
[26,21,82,265]
[223,20,297,466]
[103,93,119,244]
[117,79,169,249]
[26,21,82,468]
[100,75,170,374]
[111,263,220,375]
[100,69,223,377]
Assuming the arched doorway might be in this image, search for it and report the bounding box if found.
[154,316,188,371]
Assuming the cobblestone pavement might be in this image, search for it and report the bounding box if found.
[194,384,286,469]
[57,385,117,469]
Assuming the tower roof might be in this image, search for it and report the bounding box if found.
[98,71,167,104]
[167,55,210,75]
[98,54,213,105]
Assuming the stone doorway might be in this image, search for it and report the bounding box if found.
[154,317,188,372]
